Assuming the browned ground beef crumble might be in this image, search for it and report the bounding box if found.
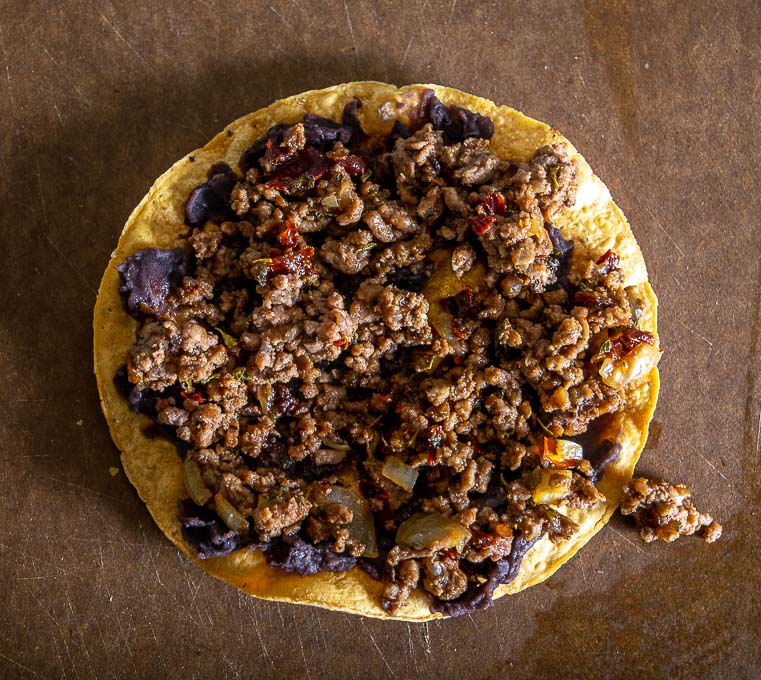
[116,91,663,616]
[621,477,722,543]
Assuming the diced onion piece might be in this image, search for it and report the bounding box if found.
[321,194,340,210]
[183,458,212,506]
[396,512,472,553]
[382,456,419,492]
[322,437,351,452]
[555,439,583,461]
[531,469,573,505]
[314,449,348,465]
[423,251,486,355]
[520,214,545,239]
[599,342,662,389]
[256,384,273,414]
[214,493,250,534]
[427,301,464,353]
[327,487,378,558]
[338,180,354,205]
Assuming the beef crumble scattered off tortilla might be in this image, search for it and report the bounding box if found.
[94,82,665,621]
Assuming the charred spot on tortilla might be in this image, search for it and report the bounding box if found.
[94,83,664,620]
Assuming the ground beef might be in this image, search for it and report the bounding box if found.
[621,478,722,543]
[117,90,671,618]
[421,551,468,600]
[381,555,421,616]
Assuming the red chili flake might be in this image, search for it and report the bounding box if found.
[358,480,394,523]
[452,323,469,339]
[482,192,506,216]
[427,450,437,465]
[268,246,316,277]
[541,436,578,469]
[468,528,496,550]
[333,338,349,349]
[470,214,495,235]
[574,290,614,309]
[453,356,464,365]
[263,138,296,170]
[441,548,458,561]
[266,147,328,191]
[180,390,204,403]
[494,523,513,539]
[335,154,368,178]
[456,287,476,308]
[278,219,300,249]
[605,326,655,360]
[596,249,620,274]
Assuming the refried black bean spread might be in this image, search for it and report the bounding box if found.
[115,91,658,616]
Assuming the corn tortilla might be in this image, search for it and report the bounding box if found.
[93,82,659,621]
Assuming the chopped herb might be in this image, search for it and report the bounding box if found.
[578,281,590,292]
[214,326,238,350]
[536,418,554,436]
[199,372,221,385]
[357,242,376,253]
[676,521,683,532]
[288,174,316,195]
[548,165,560,190]
[249,258,273,286]
[360,168,372,182]
[232,367,248,381]
[180,378,193,392]
[598,339,612,355]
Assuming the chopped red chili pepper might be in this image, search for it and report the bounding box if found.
[266,148,328,193]
[263,138,296,170]
[481,192,506,216]
[278,219,300,249]
[541,436,578,469]
[618,326,654,351]
[468,528,496,550]
[268,246,315,277]
[335,154,368,178]
[457,287,476,308]
[574,290,615,309]
[601,326,655,361]
[470,214,495,235]
[333,338,349,349]
[452,323,469,339]
[181,390,204,403]
[596,249,620,274]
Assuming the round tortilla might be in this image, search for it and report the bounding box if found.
[93,82,659,621]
